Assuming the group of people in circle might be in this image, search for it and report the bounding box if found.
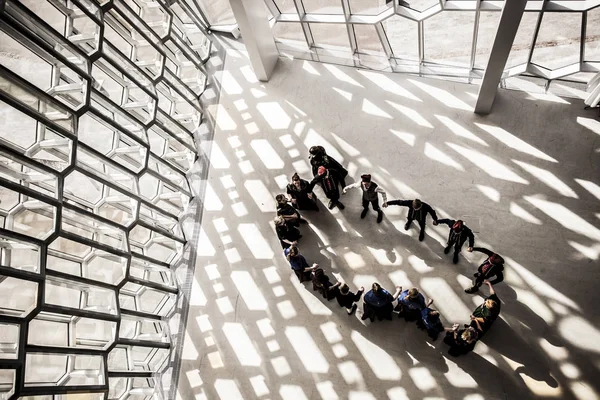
[273,146,506,356]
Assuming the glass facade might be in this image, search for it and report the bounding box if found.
[0,0,213,398]
[265,0,600,84]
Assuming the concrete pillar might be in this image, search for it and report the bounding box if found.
[228,0,279,81]
[474,0,527,114]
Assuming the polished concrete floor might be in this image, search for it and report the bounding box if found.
[176,41,600,400]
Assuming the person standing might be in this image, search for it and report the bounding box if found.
[436,218,475,264]
[464,248,505,294]
[384,198,438,241]
[309,145,348,187]
[343,174,387,223]
[287,173,319,211]
[336,284,364,316]
[310,166,345,210]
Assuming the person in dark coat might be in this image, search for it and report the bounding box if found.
[361,283,401,322]
[384,198,438,241]
[395,287,433,321]
[311,268,341,300]
[309,145,348,187]
[274,216,301,249]
[417,308,445,340]
[437,218,475,264]
[469,280,501,335]
[465,248,505,294]
[310,166,345,210]
[443,324,478,357]
[276,194,306,227]
[336,284,364,315]
[286,173,319,211]
[343,174,387,223]
[284,246,318,282]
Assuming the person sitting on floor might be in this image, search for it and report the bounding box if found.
[336,284,364,316]
[396,287,432,321]
[443,324,479,357]
[362,282,402,322]
[276,194,306,226]
[312,268,341,300]
[274,216,301,249]
[284,246,318,282]
[417,307,445,340]
[469,280,501,335]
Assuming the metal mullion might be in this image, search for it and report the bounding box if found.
[580,12,586,65]
[25,345,106,356]
[150,119,196,153]
[45,269,122,291]
[126,276,178,295]
[0,266,43,283]
[56,232,129,259]
[0,144,64,178]
[18,385,107,396]
[107,371,154,378]
[418,20,424,65]
[375,22,393,59]
[62,201,129,232]
[87,106,149,150]
[527,0,548,64]
[470,0,482,71]
[0,180,61,208]
[120,308,162,321]
[42,304,120,323]
[137,199,179,224]
[117,338,170,349]
[130,252,170,268]
[264,0,281,18]
[134,219,185,244]
[144,167,192,198]
[340,0,357,54]
[71,165,140,206]
[293,0,314,47]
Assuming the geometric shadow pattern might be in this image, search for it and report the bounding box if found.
[0,1,211,398]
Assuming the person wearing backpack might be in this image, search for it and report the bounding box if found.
[383,198,438,241]
[309,145,348,187]
[310,166,345,210]
[436,219,475,264]
[464,248,505,294]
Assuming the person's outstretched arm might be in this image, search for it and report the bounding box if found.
[375,186,387,204]
[392,285,402,300]
[426,298,434,308]
[386,199,411,207]
[472,247,494,257]
[489,271,504,285]
[427,204,439,223]
[436,218,455,227]
[483,279,497,294]
[467,229,475,248]
[342,182,361,194]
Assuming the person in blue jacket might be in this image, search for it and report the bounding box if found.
[361,282,401,322]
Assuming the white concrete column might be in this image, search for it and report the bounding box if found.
[228,0,279,81]
[474,0,527,114]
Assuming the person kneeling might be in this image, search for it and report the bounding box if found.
[336,284,364,316]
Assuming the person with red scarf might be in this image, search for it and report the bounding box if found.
[464,247,504,294]
[310,166,345,210]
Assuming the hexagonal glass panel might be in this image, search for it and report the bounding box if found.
[0,276,38,318]
[45,276,118,316]
[28,312,117,351]
[0,323,19,359]
[130,255,177,290]
[108,345,169,373]
[424,11,474,66]
[0,369,15,399]
[119,315,170,343]
[0,152,59,199]
[24,353,105,387]
[119,282,176,317]
[60,207,128,252]
[0,234,41,274]
[532,13,582,70]
[9,199,57,241]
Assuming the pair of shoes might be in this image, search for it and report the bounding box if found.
[419,231,425,241]
[348,304,357,315]
[444,246,451,254]
[404,221,412,230]
[453,253,459,264]
[361,313,369,321]
[464,287,478,294]
[377,211,383,223]
[328,200,335,210]
[360,209,368,219]
[337,202,345,210]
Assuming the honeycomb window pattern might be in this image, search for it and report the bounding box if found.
[0,0,212,398]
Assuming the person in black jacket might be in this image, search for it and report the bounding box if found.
[384,199,438,241]
[309,145,348,187]
[437,219,475,264]
[276,194,306,226]
[443,324,478,357]
[286,173,319,211]
[310,166,345,210]
[312,268,341,300]
[274,216,301,249]
[336,284,364,315]
[465,247,504,294]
